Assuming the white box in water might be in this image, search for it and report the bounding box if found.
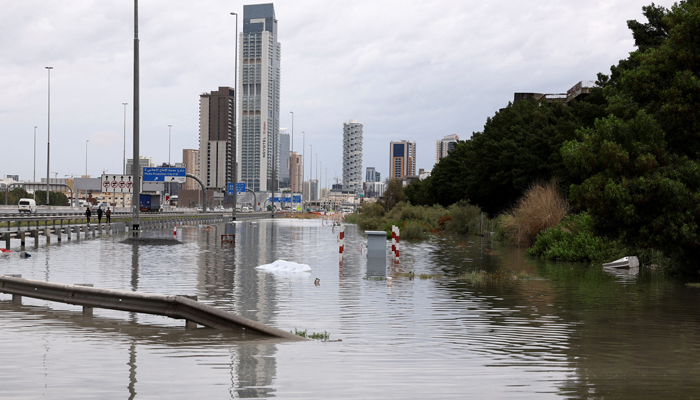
[366,231,387,259]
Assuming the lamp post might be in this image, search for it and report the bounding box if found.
[302,131,305,210]
[167,124,172,166]
[122,102,128,209]
[230,11,238,221]
[33,126,37,200]
[85,140,89,176]
[45,66,53,207]
[122,103,128,174]
[289,111,293,191]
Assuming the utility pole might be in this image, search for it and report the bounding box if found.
[131,0,141,230]
[230,11,238,221]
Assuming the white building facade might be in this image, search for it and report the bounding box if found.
[342,119,363,194]
[436,134,459,163]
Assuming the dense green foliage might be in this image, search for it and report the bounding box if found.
[563,1,700,274]
[351,200,483,240]
[400,2,700,275]
[526,213,626,262]
[405,90,606,215]
[0,188,67,206]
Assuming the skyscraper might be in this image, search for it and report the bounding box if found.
[199,87,235,189]
[289,151,303,193]
[366,167,380,182]
[278,129,290,188]
[237,3,281,192]
[182,149,200,190]
[343,119,363,194]
[390,140,416,179]
[436,134,459,163]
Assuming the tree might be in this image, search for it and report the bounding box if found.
[382,179,405,210]
[404,176,434,206]
[439,99,597,215]
[564,1,700,274]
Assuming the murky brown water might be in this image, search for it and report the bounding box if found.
[1,219,699,399]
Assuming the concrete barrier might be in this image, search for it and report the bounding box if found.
[0,275,305,340]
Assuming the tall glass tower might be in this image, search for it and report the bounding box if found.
[237,3,281,192]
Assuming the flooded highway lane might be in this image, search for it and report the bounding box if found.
[1,219,699,399]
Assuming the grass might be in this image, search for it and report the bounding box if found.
[686,283,700,288]
[291,328,331,341]
[391,270,539,284]
[499,180,569,246]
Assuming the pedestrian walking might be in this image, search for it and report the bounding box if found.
[85,206,91,224]
[97,207,103,224]
[106,207,111,224]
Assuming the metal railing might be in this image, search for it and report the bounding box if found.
[0,274,304,340]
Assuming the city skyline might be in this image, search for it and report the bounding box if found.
[0,0,667,182]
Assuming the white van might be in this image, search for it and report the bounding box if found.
[18,198,37,214]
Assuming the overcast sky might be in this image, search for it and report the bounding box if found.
[0,0,674,186]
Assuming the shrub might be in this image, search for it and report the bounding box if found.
[400,220,430,240]
[358,216,386,231]
[445,200,482,234]
[500,180,569,246]
[344,212,359,224]
[526,212,626,262]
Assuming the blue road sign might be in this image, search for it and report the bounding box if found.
[227,182,246,195]
[267,196,302,203]
[143,167,186,182]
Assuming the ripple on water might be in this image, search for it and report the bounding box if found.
[1,220,699,398]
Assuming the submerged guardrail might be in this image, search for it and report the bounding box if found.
[0,275,304,340]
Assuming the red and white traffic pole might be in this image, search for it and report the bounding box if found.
[339,225,345,263]
[391,225,400,263]
[173,223,177,236]
[395,226,400,263]
[391,225,396,259]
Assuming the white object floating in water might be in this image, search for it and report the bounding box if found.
[255,260,311,273]
[602,256,639,269]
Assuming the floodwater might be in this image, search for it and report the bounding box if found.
[1,219,699,399]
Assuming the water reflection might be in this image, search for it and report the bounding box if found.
[2,219,700,398]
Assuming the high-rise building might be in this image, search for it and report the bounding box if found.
[436,134,459,163]
[289,151,303,193]
[199,87,235,190]
[343,119,363,194]
[390,140,416,179]
[237,3,281,192]
[366,167,381,183]
[279,129,290,188]
[182,149,200,190]
[126,156,155,177]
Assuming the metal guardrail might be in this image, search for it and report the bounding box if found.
[0,275,304,340]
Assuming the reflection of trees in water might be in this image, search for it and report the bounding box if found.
[423,234,536,276]
[535,262,700,398]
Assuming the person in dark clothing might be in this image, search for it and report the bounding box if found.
[85,206,91,224]
[97,207,103,223]
[106,207,111,224]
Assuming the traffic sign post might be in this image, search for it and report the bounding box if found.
[228,182,246,195]
[143,167,186,183]
[101,175,134,193]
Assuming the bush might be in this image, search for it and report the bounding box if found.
[500,180,569,246]
[400,220,430,240]
[445,200,482,235]
[344,212,359,224]
[526,213,626,262]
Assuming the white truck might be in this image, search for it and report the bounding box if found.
[18,198,37,214]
